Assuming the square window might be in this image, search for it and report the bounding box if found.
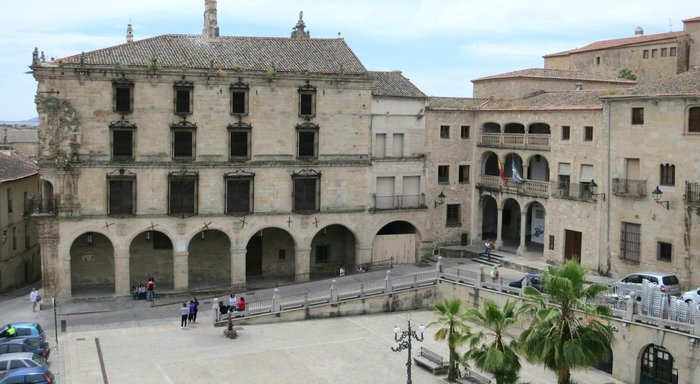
[659,164,675,186]
[460,125,470,139]
[231,90,248,114]
[643,50,649,59]
[108,178,135,215]
[225,178,253,214]
[440,125,450,139]
[298,130,317,158]
[172,130,195,159]
[168,171,198,217]
[175,88,192,115]
[229,130,249,159]
[596,56,601,65]
[112,129,134,160]
[293,176,319,212]
[561,126,570,141]
[632,108,644,125]
[660,48,667,57]
[114,85,132,113]
[458,165,470,183]
[315,245,330,263]
[670,47,677,56]
[658,242,672,261]
[438,165,449,184]
[689,107,700,133]
[446,204,461,226]
[651,49,657,58]
[584,126,593,141]
[620,222,641,263]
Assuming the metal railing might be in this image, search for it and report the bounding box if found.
[372,194,425,210]
[686,182,700,206]
[612,178,647,197]
[551,181,594,200]
[25,195,57,217]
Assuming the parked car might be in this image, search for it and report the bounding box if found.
[0,323,46,344]
[0,339,50,361]
[615,272,681,296]
[508,273,544,292]
[0,366,55,384]
[0,352,46,374]
[682,287,700,303]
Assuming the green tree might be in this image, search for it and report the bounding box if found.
[518,261,615,384]
[462,300,524,384]
[429,298,470,382]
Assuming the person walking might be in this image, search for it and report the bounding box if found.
[191,297,200,323]
[29,288,40,312]
[180,303,190,328]
[484,239,494,261]
[490,264,500,282]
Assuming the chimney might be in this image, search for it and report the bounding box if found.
[126,24,134,44]
[575,83,583,91]
[634,26,644,36]
[203,0,220,42]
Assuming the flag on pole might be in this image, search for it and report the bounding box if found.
[497,156,505,180]
[512,158,525,183]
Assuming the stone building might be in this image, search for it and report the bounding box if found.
[30,2,431,299]
[0,150,40,292]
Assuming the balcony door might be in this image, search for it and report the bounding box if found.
[402,176,420,208]
[625,158,640,194]
[376,177,395,209]
[564,230,582,263]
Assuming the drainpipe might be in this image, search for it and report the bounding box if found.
[605,100,612,275]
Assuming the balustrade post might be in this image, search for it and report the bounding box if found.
[385,270,394,293]
[272,288,281,313]
[477,266,484,288]
[435,256,443,277]
[330,280,338,302]
[694,314,700,336]
[625,293,636,322]
[212,297,219,323]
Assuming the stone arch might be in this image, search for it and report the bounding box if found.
[129,230,174,291]
[500,198,522,246]
[309,224,357,276]
[482,122,501,134]
[372,220,422,265]
[526,153,550,182]
[480,194,498,240]
[524,201,546,254]
[528,122,551,134]
[640,344,677,384]
[188,229,231,290]
[70,231,115,296]
[481,151,500,177]
[503,152,524,179]
[245,227,296,286]
[504,123,525,134]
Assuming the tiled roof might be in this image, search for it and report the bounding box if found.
[479,90,605,111]
[54,35,368,75]
[683,16,700,23]
[544,31,687,57]
[428,97,489,111]
[0,151,38,182]
[601,68,700,99]
[369,71,426,98]
[472,68,635,84]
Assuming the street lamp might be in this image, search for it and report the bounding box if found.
[651,185,670,210]
[392,320,425,384]
[589,179,606,201]
[434,191,446,208]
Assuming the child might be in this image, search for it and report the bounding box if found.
[490,265,500,282]
[180,303,189,328]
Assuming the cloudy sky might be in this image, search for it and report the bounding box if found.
[1,0,699,121]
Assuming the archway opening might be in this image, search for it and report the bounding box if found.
[188,229,231,290]
[245,228,295,289]
[501,199,522,247]
[129,231,174,291]
[525,202,546,254]
[373,221,419,265]
[641,344,677,384]
[70,232,114,296]
[481,196,498,240]
[310,225,357,277]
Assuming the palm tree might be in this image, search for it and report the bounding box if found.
[518,261,615,384]
[429,298,470,382]
[462,299,523,384]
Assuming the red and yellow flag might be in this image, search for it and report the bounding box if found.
[497,156,505,180]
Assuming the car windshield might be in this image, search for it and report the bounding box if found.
[32,356,46,365]
[663,276,680,285]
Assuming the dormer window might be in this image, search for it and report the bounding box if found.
[230,78,249,115]
[298,81,316,118]
[173,78,194,116]
[113,77,134,114]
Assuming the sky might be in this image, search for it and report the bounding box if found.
[1,0,699,121]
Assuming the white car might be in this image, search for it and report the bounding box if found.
[0,352,46,374]
[682,287,700,303]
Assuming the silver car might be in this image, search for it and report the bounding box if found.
[682,287,700,303]
[616,272,681,297]
[0,352,46,374]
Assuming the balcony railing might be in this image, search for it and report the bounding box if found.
[480,133,550,150]
[476,175,549,198]
[686,182,700,206]
[373,194,425,211]
[612,178,647,197]
[25,195,57,217]
[551,181,594,201]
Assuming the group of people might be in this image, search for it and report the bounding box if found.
[180,297,200,328]
[337,265,370,277]
[218,293,246,317]
[131,277,156,301]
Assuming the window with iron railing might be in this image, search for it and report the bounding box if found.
[686,182,700,205]
[620,222,641,263]
[612,178,647,196]
[446,204,461,227]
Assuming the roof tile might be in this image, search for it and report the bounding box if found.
[369,71,426,98]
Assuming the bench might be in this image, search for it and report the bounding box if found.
[413,347,448,375]
[456,367,491,384]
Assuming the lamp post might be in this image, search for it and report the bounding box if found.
[651,185,670,210]
[434,191,446,208]
[391,320,425,384]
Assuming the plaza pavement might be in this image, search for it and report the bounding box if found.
[0,252,624,384]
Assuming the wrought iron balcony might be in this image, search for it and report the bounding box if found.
[612,178,647,198]
[476,175,549,198]
[479,133,550,150]
[551,181,595,201]
[372,194,426,211]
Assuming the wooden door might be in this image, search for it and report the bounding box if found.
[564,230,582,263]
